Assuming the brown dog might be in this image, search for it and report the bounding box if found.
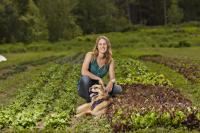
[75,84,111,118]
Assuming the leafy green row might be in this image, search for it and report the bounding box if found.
[115,58,173,86]
[0,64,61,129]
[0,63,81,130]
[11,64,68,129]
[43,64,81,128]
[112,107,200,131]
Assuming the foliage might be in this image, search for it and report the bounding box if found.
[140,55,200,83]
[73,0,130,34]
[180,0,200,22]
[142,61,200,107]
[0,25,200,132]
[167,0,184,24]
[1,0,200,43]
[111,107,199,131]
[0,0,19,43]
[115,58,173,86]
[0,0,48,43]
[17,0,48,43]
[0,63,80,130]
[177,40,191,47]
[38,0,82,42]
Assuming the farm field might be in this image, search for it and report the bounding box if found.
[0,25,200,132]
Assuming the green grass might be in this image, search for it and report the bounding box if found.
[104,25,200,48]
[114,47,200,60]
[0,51,72,69]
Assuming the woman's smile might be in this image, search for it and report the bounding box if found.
[98,39,107,53]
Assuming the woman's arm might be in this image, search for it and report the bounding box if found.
[81,52,102,82]
[106,59,115,92]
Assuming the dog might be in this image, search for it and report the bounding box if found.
[75,84,112,118]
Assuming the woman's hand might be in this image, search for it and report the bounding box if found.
[98,78,104,86]
[106,81,113,93]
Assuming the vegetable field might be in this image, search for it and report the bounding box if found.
[0,25,200,132]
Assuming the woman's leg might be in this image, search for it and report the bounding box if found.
[77,76,93,102]
[109,84,122,95]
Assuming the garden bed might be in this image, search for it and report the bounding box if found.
[107,84,200,132]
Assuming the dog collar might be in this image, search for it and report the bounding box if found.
[91,99,105,110]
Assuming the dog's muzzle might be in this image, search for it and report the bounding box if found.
[89,86,98,98]
[89,91,98,98]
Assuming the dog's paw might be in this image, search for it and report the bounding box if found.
[94,114,105,119]
[75,114,80,118]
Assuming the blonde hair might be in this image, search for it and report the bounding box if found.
[92,36,112,64]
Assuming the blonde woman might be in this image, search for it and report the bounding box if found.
[77,36,122,102]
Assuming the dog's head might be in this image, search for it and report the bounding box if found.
[89,84,106,98]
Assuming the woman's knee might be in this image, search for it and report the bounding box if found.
[112,84,122,94]
[80,76,91,86]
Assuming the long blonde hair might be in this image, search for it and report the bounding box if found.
[92,36,112,64]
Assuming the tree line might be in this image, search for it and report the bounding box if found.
[0,0,199,43]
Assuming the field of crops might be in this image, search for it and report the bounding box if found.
[0,25,200,132]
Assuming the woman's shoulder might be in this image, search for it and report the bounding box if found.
[109,57,114,64]
[85,52,95,61]
[85,52,94,58]
[86,52,94,56]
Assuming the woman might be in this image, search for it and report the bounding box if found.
[77,35,122,102]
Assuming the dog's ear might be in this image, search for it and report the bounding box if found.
[100,84,106,92]
[101,84,106,89]
[89,86,93,92]
[100,84,103,89]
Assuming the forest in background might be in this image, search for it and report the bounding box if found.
[0,0,200,43]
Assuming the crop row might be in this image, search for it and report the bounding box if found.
[111,58,200,131]
[11,64,68,129]
[0,64,60,129]
[0,63,80,130]
[107,84,200,132]
[115,58,173,86]
[140,55,200,83]
[43,64,80,128]
[111,108,200,132]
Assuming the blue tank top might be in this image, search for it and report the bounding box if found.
[89,58,109,78]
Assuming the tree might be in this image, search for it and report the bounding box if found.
[167,0,183,24]
[0,0,48,43]
[17,0,48,43]
[179,0,200,22]
[0,0,19,43]
[114,0,136,24]
[74,0,130,34]
[163,0,167,25]
[38,0,82,42]
[116,0,171,25]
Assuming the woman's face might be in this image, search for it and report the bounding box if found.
[97,38,107,54]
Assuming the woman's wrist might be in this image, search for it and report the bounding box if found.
[106,82,113,92]
[97,77,101,81]
[110,78,116,84]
